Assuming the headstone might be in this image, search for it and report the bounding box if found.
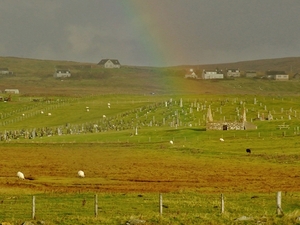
[206,106,213,122]
[31,129,36,139]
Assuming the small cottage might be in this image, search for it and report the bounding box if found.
[4,89,19,94]
[265,71,289,80]
[54,69,71,78]
[0,68,13,75]
[185,69,198,79]
[226,69,240,78]
[98,59,121,68]
[274,74,289,81]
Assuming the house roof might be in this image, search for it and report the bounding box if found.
[266,70,286,75]
[203,69,223,74]
[98,59,120,65]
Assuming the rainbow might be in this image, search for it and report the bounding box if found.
[120,1,185,67]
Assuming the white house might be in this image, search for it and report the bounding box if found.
[185,69,198,79]
[274,74,289,81]
[265,71,289,81]
[226,69,240,78]
[4,89,19,94]
[0,68,13,75]
[54,69,71,78]
[98,59,121,68]
[202,69,224,79]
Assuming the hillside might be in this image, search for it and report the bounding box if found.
[193,57,300,74]
[0,56,300,96]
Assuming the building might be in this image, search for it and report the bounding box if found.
[202,69,224,79]
[98,59,121,68]
[4,89,19,94]
[54,69,71,78]
[265,71,288,80]
[245,71,257,78]
[185,69,198,79]
[0,68,13,75]
[274,74,289,81]
[226,69,240,78]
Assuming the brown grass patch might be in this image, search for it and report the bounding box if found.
[0,143,300,194]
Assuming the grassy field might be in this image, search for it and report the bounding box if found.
[1,192,300,224]
[1,57,300,224]
[1,94,300,224]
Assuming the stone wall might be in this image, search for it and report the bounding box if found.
[206,121,245,131]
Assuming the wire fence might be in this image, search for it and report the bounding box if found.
[0,191,299,222]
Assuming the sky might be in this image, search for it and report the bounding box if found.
[0,0,299,67]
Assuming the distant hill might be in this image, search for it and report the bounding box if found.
[0,56,299,96]
[180,57,300,75]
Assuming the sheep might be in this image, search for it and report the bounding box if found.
[170,140,173,144]
[220,138,224,142]
[78,170,85,178]
[246,148,251,154]
[17,171,25,179]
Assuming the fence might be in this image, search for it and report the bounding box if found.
[0,191,298,222]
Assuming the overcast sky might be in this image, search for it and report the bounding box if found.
[0,0,299,67]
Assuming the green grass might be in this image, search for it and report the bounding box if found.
[1,192,300,224]
[1,94,300,130]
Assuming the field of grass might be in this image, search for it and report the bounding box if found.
[1,57,300,224]
[1,192,300,224]
[1,94,300,224]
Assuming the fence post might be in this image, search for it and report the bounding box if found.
[32,196,36,220]
[277,191,284,215]
[159,193,163,215]
[94,194,98,217]
[220,193,224,214]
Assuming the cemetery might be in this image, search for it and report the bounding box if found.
[1,95,299,141]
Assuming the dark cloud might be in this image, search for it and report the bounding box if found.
[0,0,299,66]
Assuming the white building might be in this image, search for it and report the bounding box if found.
[185,69,198,79]
[202,69,224,79]
[274,74,289,81]
[226,69,240,78]
[98,59,121,68]
[4,89,19,94]
[54,69,71,78]
[0,68,13,75]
